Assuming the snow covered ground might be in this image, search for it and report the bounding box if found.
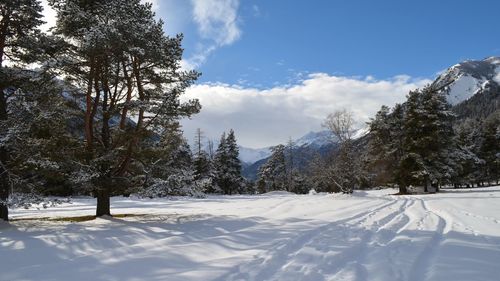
[2,187,500,281]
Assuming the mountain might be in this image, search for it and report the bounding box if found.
[239,131,335,166]
[295,131,336,147]
[242,57,500,182]
[437,56,500,105]
[238,146,272,164]
[241,131,340,180]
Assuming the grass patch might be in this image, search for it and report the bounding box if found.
[53,215,96,222]
[12,213,146,223]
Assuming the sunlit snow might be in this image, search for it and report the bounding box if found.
[2,187,500,281]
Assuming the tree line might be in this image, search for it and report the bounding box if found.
[1,0,498,223]
[256,81,499,195]
[0,0,249,221]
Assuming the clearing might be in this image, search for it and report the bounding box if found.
[1,187,500,281]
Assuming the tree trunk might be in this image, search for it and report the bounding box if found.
[0,148,8,221]
[119,60,133,130]
[399,185,408,194]
[0,77,9,221]
[0,203,7,221]
[96,188,111,217]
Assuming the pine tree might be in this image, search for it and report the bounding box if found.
[213,130,243,195]
[399,84,456,192]
[453,118,483,187]
[0,0,53,221]
[212,132,227,194]
[193,128,211,180]
[479,111,500,185]
[140,124,202,198]
[258,144,287,192]
[369,104,407,193]
[50,0,200,216]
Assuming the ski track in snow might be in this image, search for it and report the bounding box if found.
[2,187,500,281]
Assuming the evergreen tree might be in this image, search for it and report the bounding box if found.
[50,0,200,216]
[140,124,202,198]
[453,118,483,187]
[193,128,211,181]
[368,104,407,193]
[258,144,287,192]
[0,0,63,221]
[213,130,243,195]
[399,84,456,192]
[478,111,500,184]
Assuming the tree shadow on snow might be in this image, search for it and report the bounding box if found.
[1,213,500,281]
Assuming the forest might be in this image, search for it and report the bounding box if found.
[0,0,499,224]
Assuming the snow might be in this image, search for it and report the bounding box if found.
[296,130,335,147]
[446,74,482,105]
[238,146,271,164]
[494,66,500,85]
[2,187,500,281]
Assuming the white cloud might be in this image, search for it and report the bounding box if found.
[184,0,241,69]
[191,0,240,46]
[181,74,431,148]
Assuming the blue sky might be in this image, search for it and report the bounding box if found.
[158,0,500,88]
[41,0,500,148]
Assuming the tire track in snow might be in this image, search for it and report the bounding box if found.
[408,199,447,281]
[328,198,415,281]
[362,198,418,281]
[219,199,401,281]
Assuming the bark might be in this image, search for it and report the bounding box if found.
[115,57,144,176]
[0,202,7,221]
[101,79,110,151]
[96,188,111,217]
[119,60,133,129]
[399,185,408,195]
[0,72,9,221]
[0,148,8,221]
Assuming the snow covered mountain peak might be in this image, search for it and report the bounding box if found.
[295,130,336,147]
[437,57,500,105]
[238,146,272,164]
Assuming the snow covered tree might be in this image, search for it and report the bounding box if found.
[323,109,358,193]
[0,0,66,221]
[213,130,243,195]
[257,140,312,194]
[478,111,500,185]
[0,0,44,68]
[139,123,203,198]
[257,144,287,192]
[368,104,407,193]
[308,153,339,193]
[285,137,305,193]
[453,118,484,187]
[399,83,456,192]
[193,128,212,180]
[50,0,200,216]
